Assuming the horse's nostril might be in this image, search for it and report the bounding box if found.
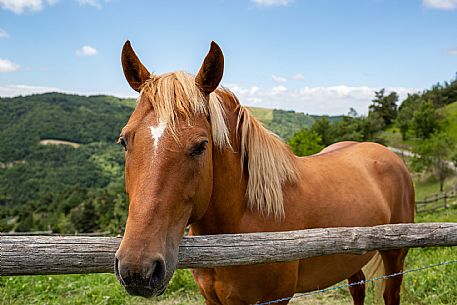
[148,259,166,287]
[115,257,134,286]
[116,256,167,292]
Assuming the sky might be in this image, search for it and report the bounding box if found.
[0,0,456,115]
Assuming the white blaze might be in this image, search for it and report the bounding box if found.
[149,121,167,153]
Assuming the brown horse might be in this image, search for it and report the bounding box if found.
[114,41,415,305]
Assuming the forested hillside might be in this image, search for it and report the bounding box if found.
[0,93,315,233]
[0,93,136,233]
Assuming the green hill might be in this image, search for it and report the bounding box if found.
[0,93,318,233]
[0,93,135,163]
[248,107,317,140]
[0,93,135,232]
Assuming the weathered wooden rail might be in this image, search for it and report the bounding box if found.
[1,223,456,276]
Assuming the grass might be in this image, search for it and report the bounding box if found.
[402,205,457,305]
[413,174,457,201]
[380,127,413,150]
[1,179,456,304]
[0,270,203,305]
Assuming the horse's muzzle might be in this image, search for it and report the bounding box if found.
[114,257,167,297]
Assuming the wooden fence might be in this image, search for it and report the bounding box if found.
[0,231,111,236]
[1,223,456,276]
[416,185,457,213]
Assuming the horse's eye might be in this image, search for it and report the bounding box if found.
[190,140,208,157]
[117,136,127,151]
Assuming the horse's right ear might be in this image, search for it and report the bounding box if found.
[121,41,151,92]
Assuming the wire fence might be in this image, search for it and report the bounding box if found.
[255,259,457,305]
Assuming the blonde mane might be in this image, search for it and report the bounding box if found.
[140,71,299,219]
[237,107,299,219]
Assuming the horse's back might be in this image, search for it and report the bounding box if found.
[291,141,414,227]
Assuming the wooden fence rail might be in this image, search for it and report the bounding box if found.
[0,231,111,236]
[416,188,457,213]
[1,223,456,276]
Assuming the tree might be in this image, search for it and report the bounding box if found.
[396,93,421,140]
[411,132,455,192]
[369,89,399,126]
[288,129,324,156]
[411,100,440,139]
[360,112,385,142]
[311,116,334,146]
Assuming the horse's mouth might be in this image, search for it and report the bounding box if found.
[114,257,168,298]
[123,284,166,298]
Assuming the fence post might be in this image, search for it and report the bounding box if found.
[443,192,448,209]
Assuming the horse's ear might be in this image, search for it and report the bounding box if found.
[121,41,151,92]
[196,41,224,95]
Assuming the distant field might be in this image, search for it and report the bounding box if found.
[39,139,81,148]
[414,174,457,201]
[248,106,273,122]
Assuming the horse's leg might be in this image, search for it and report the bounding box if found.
[348,270,366,305]
[380,248,408,305]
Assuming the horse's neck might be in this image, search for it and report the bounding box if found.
[189,143,247,236]
[190,96,248,235]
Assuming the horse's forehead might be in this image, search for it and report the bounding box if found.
[149,120,167,154]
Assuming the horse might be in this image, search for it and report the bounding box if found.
[114,41,415,305]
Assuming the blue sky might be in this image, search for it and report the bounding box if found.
[0,0,456,115]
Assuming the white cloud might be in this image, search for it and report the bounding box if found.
[226,83,418,115]
[0,84,60,97]
[293,73,305,81]
[448,48,457,55]
[0,28,9,38]
[250,86,259,95]
[272,74,287,83]
[76,0,102,9]
[423,0,457,10]
[272,85,288,94]
[0,0,43,14]
[252,0,293,7]
[76,45,98,56]
[0,59,19,72]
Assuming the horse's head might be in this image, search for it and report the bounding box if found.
[114,41,228,297]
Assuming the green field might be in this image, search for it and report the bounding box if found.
[248,106,273,122]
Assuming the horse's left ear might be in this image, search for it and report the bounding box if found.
[196,41,224,95]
